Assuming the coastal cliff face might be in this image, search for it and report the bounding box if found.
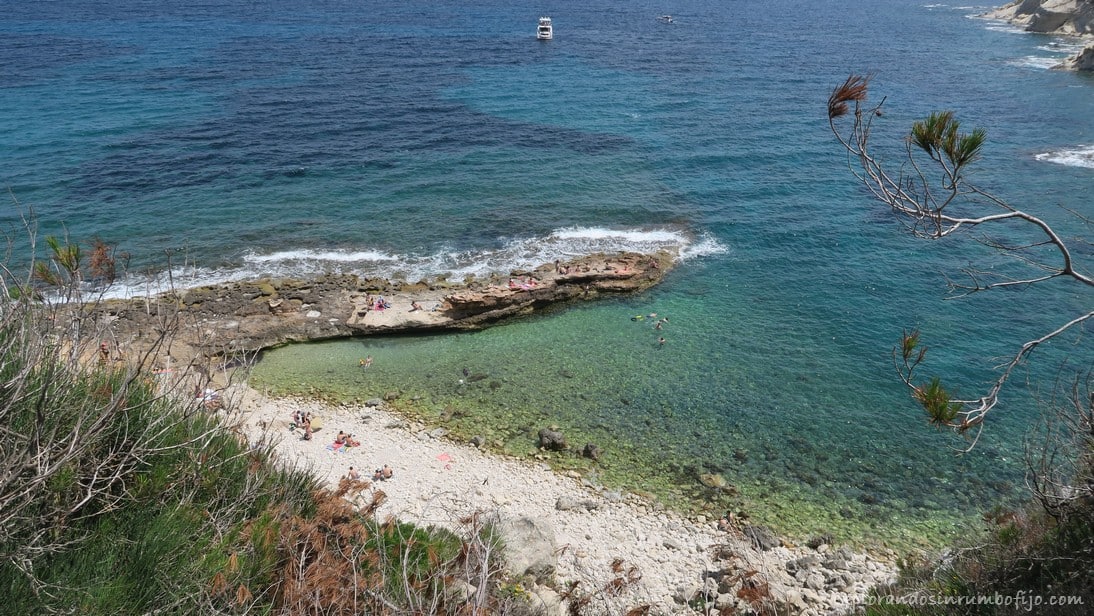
[990,0,1094,34]
[987,0,1094,69]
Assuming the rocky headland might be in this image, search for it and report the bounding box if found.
[985,0,1094,70]
[91,250,674,371]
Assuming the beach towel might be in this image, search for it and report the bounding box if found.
[436,452,453,470]
[326,442,346,453]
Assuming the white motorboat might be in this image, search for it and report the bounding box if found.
[537,16,553,40]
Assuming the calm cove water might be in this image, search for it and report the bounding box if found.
[3,0,1092,547]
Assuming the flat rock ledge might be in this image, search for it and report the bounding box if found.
[91,251,673,368]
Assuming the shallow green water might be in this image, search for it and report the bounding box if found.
[251,264,1032,549]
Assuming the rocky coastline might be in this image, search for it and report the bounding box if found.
[92,250,674,371]
[985,0,1094,70]
[83,250,897,614]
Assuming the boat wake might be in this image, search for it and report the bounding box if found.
[95,226,727,299]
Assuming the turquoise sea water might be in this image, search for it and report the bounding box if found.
[4,0,1093,546]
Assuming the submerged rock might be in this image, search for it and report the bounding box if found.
[699,472,732,490]
[538,428,568,451]
[581,443,602,460]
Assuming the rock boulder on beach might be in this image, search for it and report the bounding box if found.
[498,515,557,583]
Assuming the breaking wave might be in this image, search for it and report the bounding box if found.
[1034,144,1094,169]
[1007,55,1065,70]
[96,226,727,299]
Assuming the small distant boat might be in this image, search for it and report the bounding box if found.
[658,14,674,24]
[537,16,553,40]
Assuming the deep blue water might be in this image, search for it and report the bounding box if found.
[4,0,1093,545]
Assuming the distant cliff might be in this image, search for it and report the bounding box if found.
[986,0,1094,70]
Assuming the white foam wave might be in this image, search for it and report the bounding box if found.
[679,234,729,261]
[1007,55,1065,70]
[982,23,1028,35]
[1037,41,1086,55]
[246,249,398,263]
[95,265,270,300]
[93,226,727,299]
[549,226,684,244]
[1034,145,1094,169]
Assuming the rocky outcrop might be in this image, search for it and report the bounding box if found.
[988,0,1094,34]
[86,251,673,369]
[1062,41,1094,68]
[986,0,1094,70]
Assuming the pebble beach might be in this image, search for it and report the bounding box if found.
[237,388,897,615]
